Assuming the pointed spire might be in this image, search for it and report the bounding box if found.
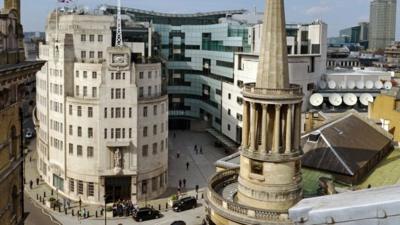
[256,0,289,89]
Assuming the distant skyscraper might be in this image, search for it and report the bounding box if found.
[369,0,397,50]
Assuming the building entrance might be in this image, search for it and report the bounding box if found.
[105,176,131,203]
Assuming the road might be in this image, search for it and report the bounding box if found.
[24,194,58,225]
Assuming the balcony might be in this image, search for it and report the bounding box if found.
[206,169,292,225]
[242,83,303,101]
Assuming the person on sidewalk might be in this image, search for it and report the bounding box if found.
[186,162,190,170]
[200,146,203,154]
[195,184,199,193]
[178,180,182,189]
[176,152,180,159]
[29,180,33,189]
[36,177,39,186]
[183,179,186,188]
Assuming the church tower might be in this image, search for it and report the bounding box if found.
[4,0,20,21]
[237,0,304,211]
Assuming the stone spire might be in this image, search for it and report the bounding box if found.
[256,0,289,89]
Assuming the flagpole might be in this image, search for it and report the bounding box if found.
[56,1,59,42]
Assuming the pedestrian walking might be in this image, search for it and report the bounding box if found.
[176,152,180,159]
[36,177,39,185]
[29,180,33,189]
[195,148,198,155]
[179,179,182,188]
[186,162,190,170]
[195,184,199,193]
[194,145,197,151]
[67,199,71,209]
[183,179,186,188]
[200,146,203,154]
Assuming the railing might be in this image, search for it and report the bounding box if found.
[243,83,303,97]
[207,169,289,224]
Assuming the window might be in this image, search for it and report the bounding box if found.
[152,143,157,154]
[148,86,152,96]
[115,108,121,118]
[216,89,222,95]
[251,160,263,175]
[78,180,83,194]
[115,89,121,99]
[92,72,97,79]
[104,128,107,139]
[69,143,73,155]
[129,108,132,118]
[122,89,125,99]
[142,180,147,194]
[148,71,152,79]
[83,71,87,78]
[89,51,95,58]
[89,34,95,42]
[77,106,82,117]
[161,104,165,113]
[228,93,231,100]
[111,88,114,99]
[83,86,88,97]
[122,73,125,80]
[111,73,114,80]
[143,127,148,137]
[98,35,103,42]
[104,108,107,118]
[237,97,243,105]
[69,105,73,115]
[227,124,231,131]
[88,128,93,138]
[81,34,86,42]
[111,128,114,139]
[87,147,94,158]
[75,85,79,96]
[153,105,158,116]
[228,109,231,115]
[142,145,148,157]
[87,182,94,196]
[92,87,97,98]
[237,113,243,121]
[76,71,79,78]
[122,128,125,138]
[98,51,103,59]
[139,87,144,97]
[153,125,157,135]
[143,106,148,117]
[139,72,144,79]
[77,127,82,137]
[160,140,164,152]
[77,145,83,156]
[81,51,86,59]
[122,108,126,118]
[161,123,164,133]
[115,128,121,139]
[69,179,74,192]
[115,72,121,80]
[129,128,132,138]
[111,108,114,118]
[69,125,73,135]
[152,177,157,191]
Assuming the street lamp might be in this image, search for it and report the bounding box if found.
[103,194,107,225]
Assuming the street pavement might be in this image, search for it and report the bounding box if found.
[24,130,229,224]
[24,193,59,225]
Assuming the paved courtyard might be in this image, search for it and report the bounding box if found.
[24,130,229,224]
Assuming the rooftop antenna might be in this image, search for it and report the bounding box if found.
[115,0,123,47]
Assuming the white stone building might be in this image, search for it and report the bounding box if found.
[221,21,327,143]
[35,11,168,204]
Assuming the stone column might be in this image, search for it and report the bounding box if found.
[261,104,268,153]
[242,101,249,148]
[293,103,301,151]
[250,102,257,151]
[273,105,281,153]
[285,105,293,153]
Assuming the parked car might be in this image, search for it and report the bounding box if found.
[132,207,161,222]
[171,221,186,225]
[173,196,197,212]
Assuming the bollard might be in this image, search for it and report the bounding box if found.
[196,194,198,200]
[159,204,161,211]
[51,189,53,195]
[65,208,67,215]
[202,193,204,199]
[166,202,168,210]
[44,191,46,198]
[39,196,42,202]
[100,209,103,216]
[95,210,98,218]
[72,209,74,216]
[36,194,39,200]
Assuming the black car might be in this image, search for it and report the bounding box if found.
[171,221,186,225]
[173,196,197,212]
[132,207,161,222]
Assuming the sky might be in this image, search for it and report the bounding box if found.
[2,0,400,38]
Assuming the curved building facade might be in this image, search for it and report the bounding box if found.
[35,11,168,204]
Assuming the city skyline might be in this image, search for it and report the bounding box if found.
[4,0,399,38]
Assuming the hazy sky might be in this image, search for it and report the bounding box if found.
[2,0,400,38]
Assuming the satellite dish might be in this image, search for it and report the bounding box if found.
[319,81,327,90]
[356,80,365,89]
[310,93,324,107]
[365,80,374,89]
[384,81,393,90]
[339,81,347,89]
[360,93,374,106]
[328,80,336,89]
[329,93,342,106]
[375,80,384,89]
[343,93,358,106]
[347,80,356,89]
